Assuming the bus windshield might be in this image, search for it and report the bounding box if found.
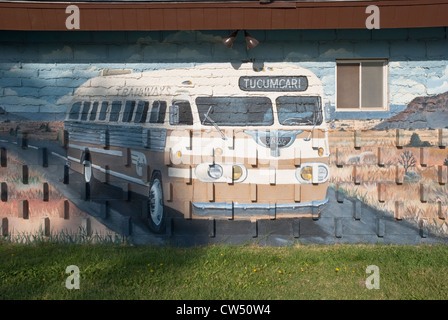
[276,96,322,126]
[196,97,274,126]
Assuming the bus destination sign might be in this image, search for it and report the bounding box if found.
[239,76,308,92]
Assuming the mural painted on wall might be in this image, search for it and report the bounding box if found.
[327,85,448,239]
[0,58,447,243]
[0,122,120,242]
[63,63,330,233]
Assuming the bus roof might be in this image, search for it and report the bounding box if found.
[73,62,323,102]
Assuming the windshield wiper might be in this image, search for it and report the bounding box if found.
[304,110,320,141]
[203,106,227,141]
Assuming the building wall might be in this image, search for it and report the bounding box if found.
[1,28,448,242]
[0,28,447,121]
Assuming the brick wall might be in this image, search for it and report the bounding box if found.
[0,28,447,121]
[1,27,448,241]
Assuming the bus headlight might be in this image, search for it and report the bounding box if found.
[297,163,329,184]
[208,164,223,179]
[318,165,329,181]
[300,166,313,181]
[196,163,247,183]
[232,165,243,181]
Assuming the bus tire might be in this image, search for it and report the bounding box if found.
[147,172,166,233]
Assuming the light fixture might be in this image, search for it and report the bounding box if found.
[222,30,259,50]
[244,31,259,50]
[222,30,239,49]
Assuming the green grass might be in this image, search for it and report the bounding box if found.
[1,242,448,300]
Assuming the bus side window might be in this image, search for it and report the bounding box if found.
[80,102,91,121]
[170,100,192,125]
[134,101,149,123]
[110,101,122,122]
[149,100,167,124]
[99,102,109,121]
[69,102,82,120]
[122,100,136,123]
[89,102,99,121]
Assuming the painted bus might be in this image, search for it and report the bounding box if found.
[64,62,330,233]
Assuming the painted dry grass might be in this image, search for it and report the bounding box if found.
[0,152,64,202]
[0,121,63,141]
[328,129,448,236]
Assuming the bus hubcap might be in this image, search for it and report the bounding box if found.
[149,179,163,226]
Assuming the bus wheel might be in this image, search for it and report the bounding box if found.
[147,172,166,233]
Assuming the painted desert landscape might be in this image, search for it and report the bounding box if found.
[328,91,448,237]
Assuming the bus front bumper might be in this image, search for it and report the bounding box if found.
[192,197,328,220]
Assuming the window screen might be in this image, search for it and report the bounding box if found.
[337,63,360,109]
[361,61,384,109]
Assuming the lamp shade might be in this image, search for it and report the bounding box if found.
[222,30,239,48]
[244,31,259,50]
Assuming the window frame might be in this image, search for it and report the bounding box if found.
[335,58,389,112]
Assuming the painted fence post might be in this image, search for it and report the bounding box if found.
[1,217,8,237]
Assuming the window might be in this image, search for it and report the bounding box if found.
[109,101,122,122]
[122,101,135,123]
[149,100,167,124]
[80,102,91,121]
[336,59,388,110]
[276,96,322,126]
[169,100,193,125]
[68,102,82,120]
[99,102,109,121]
[196,97,273,126]
[134,101,149,123]
[89,102,98,121]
